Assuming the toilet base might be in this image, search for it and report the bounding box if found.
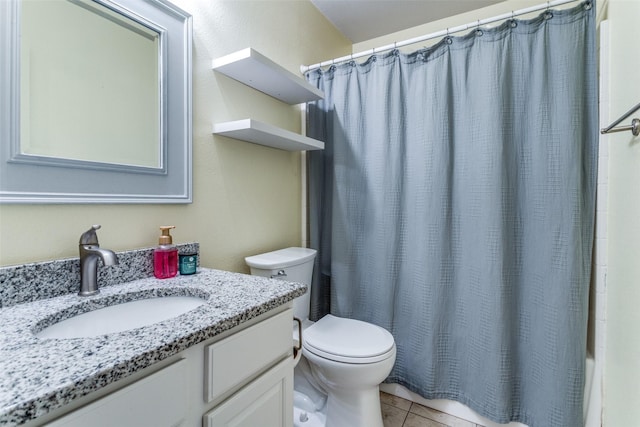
[323,386,383,427]
[293,403,326,427]
[293,377,385,427]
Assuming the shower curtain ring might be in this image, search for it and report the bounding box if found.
[545,1,553,19]
[509,10,519,27]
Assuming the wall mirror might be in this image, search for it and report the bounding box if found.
[0,0,192,203]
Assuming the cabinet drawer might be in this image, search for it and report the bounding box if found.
[203,357,293,427]
[46,359,187,427]
[205,308,292,403]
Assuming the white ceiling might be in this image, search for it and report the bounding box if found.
[310,0,505,43]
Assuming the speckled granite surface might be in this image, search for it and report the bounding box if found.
[0,243,199,308]
[0,250,305,426]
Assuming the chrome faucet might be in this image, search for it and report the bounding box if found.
[79,225,118,296]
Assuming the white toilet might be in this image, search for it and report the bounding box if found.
[245,247,396,427]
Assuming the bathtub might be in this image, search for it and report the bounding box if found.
[380,354,597,427]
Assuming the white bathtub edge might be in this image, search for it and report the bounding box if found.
[380,354,597,427]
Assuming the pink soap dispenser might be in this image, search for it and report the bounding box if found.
[154,226,178,279]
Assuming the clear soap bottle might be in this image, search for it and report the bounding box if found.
[154,226,178,279]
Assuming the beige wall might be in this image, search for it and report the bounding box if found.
[0,0,351,272]
[604,0,640,424]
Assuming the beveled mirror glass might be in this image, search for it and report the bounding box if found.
[0,0,192,203]
[20,0,161,168]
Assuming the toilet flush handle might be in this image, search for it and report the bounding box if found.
[293,317,302,359]
[271,270,287,279]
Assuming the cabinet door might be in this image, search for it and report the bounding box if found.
[46,359,188,427]
[204,357,293,427]
[205,308,292,403]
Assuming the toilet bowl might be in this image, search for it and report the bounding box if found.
[245,247,396,427]
[302,314,396,427]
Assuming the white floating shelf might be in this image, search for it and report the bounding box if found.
[213,119,324,151]
[212,48,324,105]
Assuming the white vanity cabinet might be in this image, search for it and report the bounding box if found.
[203,307,294,426]
[41,307,293,427]
[45,359,189,427]
[204,358,292,427]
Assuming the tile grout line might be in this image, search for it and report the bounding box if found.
[381,391,485,427]
[400,407,409,427]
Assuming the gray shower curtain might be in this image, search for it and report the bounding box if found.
[305,3,597,427]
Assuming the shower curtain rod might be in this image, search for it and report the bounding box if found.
[300,0,583,73]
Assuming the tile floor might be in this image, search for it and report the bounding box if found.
[380,392,486,427]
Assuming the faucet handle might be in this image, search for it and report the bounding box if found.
[79,224,102,246]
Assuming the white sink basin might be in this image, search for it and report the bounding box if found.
[36,296,206,339]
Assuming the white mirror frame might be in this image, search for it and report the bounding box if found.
[0,0,192,204]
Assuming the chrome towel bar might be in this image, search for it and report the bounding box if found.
[601,102,640,136]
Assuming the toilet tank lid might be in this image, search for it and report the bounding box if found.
[245,247,317,269]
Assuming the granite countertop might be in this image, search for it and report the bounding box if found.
[0,268,306,426]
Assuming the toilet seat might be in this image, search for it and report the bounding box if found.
[303,314,395,364]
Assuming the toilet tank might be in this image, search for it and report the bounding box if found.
[245,247,316,320]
